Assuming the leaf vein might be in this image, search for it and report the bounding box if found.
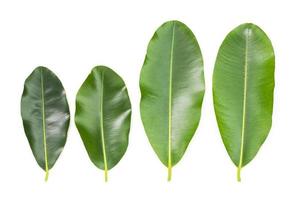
[168,22,176,181]
[237,29,250,181]
[99,71,108,182]
[40,68,49,181]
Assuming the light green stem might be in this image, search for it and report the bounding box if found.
[237,166,242,182]
[104,169,108,182]
[45,171,49,182]
[168,166,172,181]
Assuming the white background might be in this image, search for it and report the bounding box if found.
[0,0,298,199]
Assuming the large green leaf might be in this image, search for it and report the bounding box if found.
[213,23,275,181]
[21,66,70,181]
[75,66,131,181]
[140,20,205,181]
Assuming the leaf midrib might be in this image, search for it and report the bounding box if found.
[237,29,250,181]
[167,22,176,181]
[40,68,49,181]
[99,71,108,182]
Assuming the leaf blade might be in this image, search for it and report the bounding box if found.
[21,66,70,181]
[213,23,275,181]
[140,20,205,180]
[75,66,131,181]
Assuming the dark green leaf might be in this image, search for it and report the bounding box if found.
[213,23,275,181]
[140,20,205,180]
[75,66,131,181]
[21,66,70,181]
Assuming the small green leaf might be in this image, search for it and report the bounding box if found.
[21,66,70,181]
[75,66,131,182]
[213,23,275,181]
[140,20,205,181]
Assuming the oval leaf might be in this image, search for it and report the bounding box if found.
[140,20,205,180]
[213,23,275,181]
[75,66,131,182]
[21,66,70,181]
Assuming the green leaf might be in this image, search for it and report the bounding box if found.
[213,23,275,181]
[140,20,205,181]
[75,66,131,182]
[21,66,70,181]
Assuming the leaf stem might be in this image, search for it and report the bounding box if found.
[104,169,108,182]
[237,166,242,182]
[168,165,172,181]
[45,170,49,182]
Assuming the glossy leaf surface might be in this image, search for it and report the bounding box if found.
[213,23,275,181]
[21,66,70,181]
[75,66,131,181]
[140,20,205,180]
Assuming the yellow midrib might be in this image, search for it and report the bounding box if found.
[237,29,250,182]
[168,22,176,181]
[99,71,108,182]
[40,68,49,181]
